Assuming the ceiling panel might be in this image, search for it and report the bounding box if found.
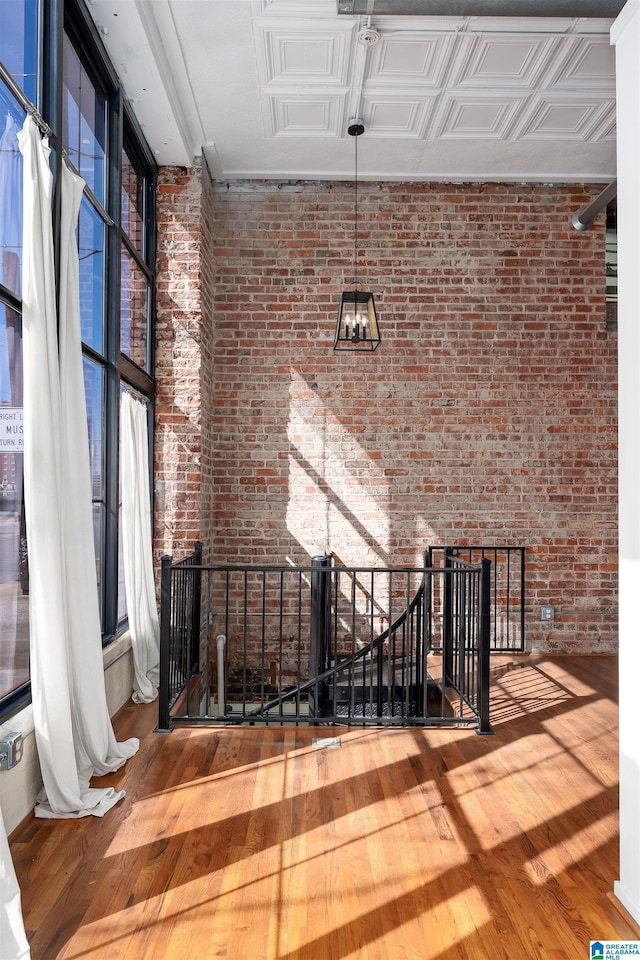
[512,93,615,140]
[263,91,348,137]
[362,93,437,136]
[253,19,355,85]
[550,36,616,86]
[366,33,457,85]
[87,0,618,182]
[457,35,558,87]
[435,92,524,138]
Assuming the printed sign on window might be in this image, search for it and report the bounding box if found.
[0,408,24,451]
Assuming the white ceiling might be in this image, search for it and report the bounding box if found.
[86,0,618,182]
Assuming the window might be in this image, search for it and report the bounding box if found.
[122,145,145,256]
[120,136,153,376]
[0,0,157,714]
[0,293,29,704]
[117,133,155,623]
[120,246,150,372]
[83,357,105,615]
[78,197,105,353]
[62,30,107,207]
[0,0,39,104]
[0,33,30,707]
[0,88,26,300]
[61,17,114,624]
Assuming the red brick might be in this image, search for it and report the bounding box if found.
[153,173,617,653]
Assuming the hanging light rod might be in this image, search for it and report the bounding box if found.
[334,119,381,352]
[338,0,625,16]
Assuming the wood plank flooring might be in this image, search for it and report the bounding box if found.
[9,654,637,960]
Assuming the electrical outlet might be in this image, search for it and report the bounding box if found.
[0,732,24,771]
[540,605,555,622]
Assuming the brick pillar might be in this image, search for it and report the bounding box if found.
[154,159,205,563]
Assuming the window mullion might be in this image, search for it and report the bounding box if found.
[102,85,123,640]
[121,233,153,282]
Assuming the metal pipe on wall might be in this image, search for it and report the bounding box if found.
[216,634,226,718]
[337,0,626,17]
[572,180,617,231]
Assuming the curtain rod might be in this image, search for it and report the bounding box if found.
[122,385,151,406]
[0,65,118,228]
[0,61,54,140]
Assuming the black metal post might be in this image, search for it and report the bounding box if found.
[443,547,454,685]
[309,554,331,718]
[421,549,431,717]
[457,569,466,701]
[190,540,203,671]
[477,557,493,735]
[519,548,526,651]
[156,554,173,732]
[186,541,204,717]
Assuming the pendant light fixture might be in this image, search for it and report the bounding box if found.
[334,118,380,351]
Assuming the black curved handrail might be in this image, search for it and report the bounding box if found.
[246,561,429,719]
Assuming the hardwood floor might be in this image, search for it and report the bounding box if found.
[9,655,637,960]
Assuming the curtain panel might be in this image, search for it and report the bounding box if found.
[121,390,160,703]
[19,116,138,819]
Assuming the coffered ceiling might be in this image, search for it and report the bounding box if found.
[86,0,619,182]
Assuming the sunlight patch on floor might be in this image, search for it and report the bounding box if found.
[524,809,618,885]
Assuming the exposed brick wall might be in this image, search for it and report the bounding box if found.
[155,173,617,653]
[154,160,205,562]
[199,160,216,562]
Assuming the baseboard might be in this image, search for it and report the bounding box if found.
[611,884,640,935]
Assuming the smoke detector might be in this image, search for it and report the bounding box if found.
[358,27,380,45]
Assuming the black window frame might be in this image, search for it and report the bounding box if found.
[0,0,157,717]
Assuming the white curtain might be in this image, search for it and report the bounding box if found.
[121,390,160,703]
[0,806,30,960]
[58,161,140,779]
[18,116,139,819]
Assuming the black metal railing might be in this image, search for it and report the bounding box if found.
[158,541,202,731]
[428,545,525,652]
[158,547,492,733]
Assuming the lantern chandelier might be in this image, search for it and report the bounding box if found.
[334,118,381,352]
